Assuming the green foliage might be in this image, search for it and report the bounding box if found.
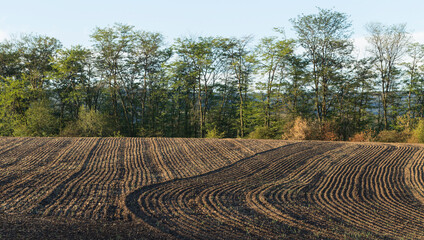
[0,77,31,136]
[14,101,58,137]
[291,8,353,121]
[138,127,164,137]
[254,36,295,129]
[366,22,409,129]
[77,107,113,137]
[206,127,225,139]
[413,119,424,143]
[51,45,93,122]
[0,13,419,142]
[248,126,277,139]
[60,106,112,137]
[392,115,413,132]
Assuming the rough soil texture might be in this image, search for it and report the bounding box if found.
[1,137,424,239]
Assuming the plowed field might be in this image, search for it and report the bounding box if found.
[1,138,424,239]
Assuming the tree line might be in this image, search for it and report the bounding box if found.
[1,8,424,141]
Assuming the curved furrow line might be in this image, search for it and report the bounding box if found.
[42,138,110,217]
[308,144,397,236]
[66,139,284,219]
[90,138,123,219]
[138,183,222,239]
[165,138,201,179]
[249,143,420,238]
[175,139,205,176]
[298,144,410,236]
[0,137,33,160]
[126,142,344,239]
[83,138,122,219]
[309,144,424,238]
[212,139,251,163]
[315,145,376,204]
[199,182,263,234]
[177,138,220,176]
[200,181,278,238]
[71,138,123,219]
[0,137,30,153]
[25,138,101,216]
[0,138,92,212]
[138,138,159,186]
[121,138,286,223]
[126,145,279,238]
[157,138,187,180]
[197,139,238,171]
[154,138,181,180]
[0,138,66,190]
[311,145,403,235]
[356,144,424,235]
[0,138,55,169]
[246,144,359,238]
[354,145,424,222]
[252,142,351,202]
[3,138,424,238]
[143,138,169,184]
[163,185,236,239]
[247,184,338,239]
[136,163,274,238]
[119,138,147,220]
[1,138,94,213]
[152,138,177,181]
[13,138,73,172]
[371,146,423,214]
[405,148,424,205]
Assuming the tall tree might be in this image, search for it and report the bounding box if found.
[132,31,171,134]
[173,37,227,137]
[291,8,353,122]
[0,41,22,78]
[18,34,62,97]
[0,77,31,135]
[91,23,137,133]
[366,22,410,129]
[255,36,294,128]
[282,54,309,117]
[401,42,424,122]
[225,37,256,137]
[51,45,94,127]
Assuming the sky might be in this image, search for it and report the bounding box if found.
[1,0,424,55]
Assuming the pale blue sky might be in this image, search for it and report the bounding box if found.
[1,0,423,48]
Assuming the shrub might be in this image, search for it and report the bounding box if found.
[59,121,81,137]
[349,130,374,142]
[14,101,58,137]
[320,121,340,141]
[412,119,424,143]
[248,126,276,139]
[60,106,113,137]
[282,117,309,140]
[307,120,340,141]
[393,115,413,132]
[78,107,113,137]
[206,127,225,139]
[283,117,340,141]
[374,130,409,143]
[138,127,164,137]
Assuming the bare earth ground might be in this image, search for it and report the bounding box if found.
[1,137,424,239]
